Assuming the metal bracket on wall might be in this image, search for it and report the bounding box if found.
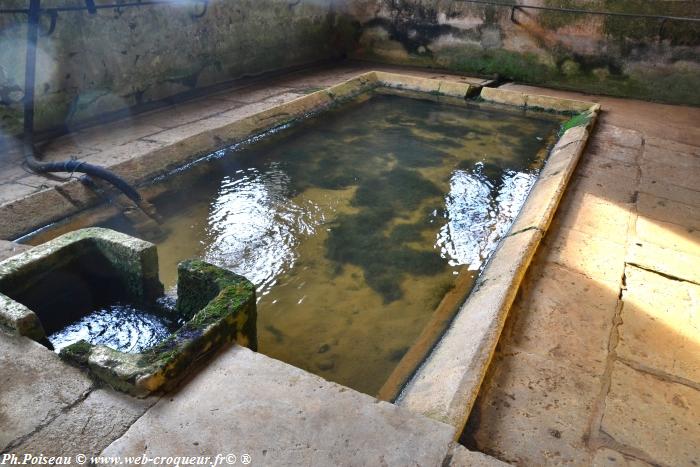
[658,18,668,43]
[510,5,520,24]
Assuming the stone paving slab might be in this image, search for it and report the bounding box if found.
[638,174,700,207]
[577,154,639,182]
[553,188,634,246]
[505,262,618,377]
[627,241,700,284]
[644,136,700,157]
[640,159,700,193]
[466,351,597,466]
[635,215,700,257]
[538,224,626,284]
[643,142,700,169]
[570,172,637,206]
[617,265,700,385]
[636,191,700,231]
[102,345,457,467]
[591,125,643,149]
[136,97,246,129]
[601,362,700,467]
[586,138,641,165]
[8,389,154,460]
[0,332,93,451]
[217,84,297,104]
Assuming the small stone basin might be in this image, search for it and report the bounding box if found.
[0,228,257,396]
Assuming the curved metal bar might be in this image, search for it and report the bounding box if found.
[24,147,143,204]
[190,0,208,19]
[41,9,58,36]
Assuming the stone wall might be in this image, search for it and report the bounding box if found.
[0,0,357,137]
[343,0,700,105]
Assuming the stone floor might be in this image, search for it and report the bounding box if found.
[463,84,700,466]
[1,63,699,466]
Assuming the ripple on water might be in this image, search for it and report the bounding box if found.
[48,303,177,353]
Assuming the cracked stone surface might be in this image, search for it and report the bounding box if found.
[617,265,700,385]
[0,332,93,451]
[7,389,155,459]
[601,362,700,466]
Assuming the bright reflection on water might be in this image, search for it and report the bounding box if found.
[48,303,177,353]
[203,167,319,294]
[438,164,537,267]
[91,91,562,394]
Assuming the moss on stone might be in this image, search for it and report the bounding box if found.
[561,111,592,133]
[60,339,94,365]
[325,167,446,303]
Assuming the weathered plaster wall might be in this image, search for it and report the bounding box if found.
[344,0,700,105]
[0,0,357,137]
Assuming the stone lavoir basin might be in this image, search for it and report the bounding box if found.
[15,73,598,419]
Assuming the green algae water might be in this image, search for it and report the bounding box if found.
[88,91,559,394]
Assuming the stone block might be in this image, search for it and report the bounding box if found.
[0,187,78,240]
[526,94,593,113]
[8,388,154,458]
[617,265,700,385]
[0,333,93,451]
[601,362,700,467]
[467,351,597,466]
[399,229,542,430]
[507,262,618,376]
[438,81,472,98]
[375,71,442,93]
[540,225,626,284]
[626,240,700,284]
[479,87,526,107]
[325,72,378,100]
[0,240,30,262]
